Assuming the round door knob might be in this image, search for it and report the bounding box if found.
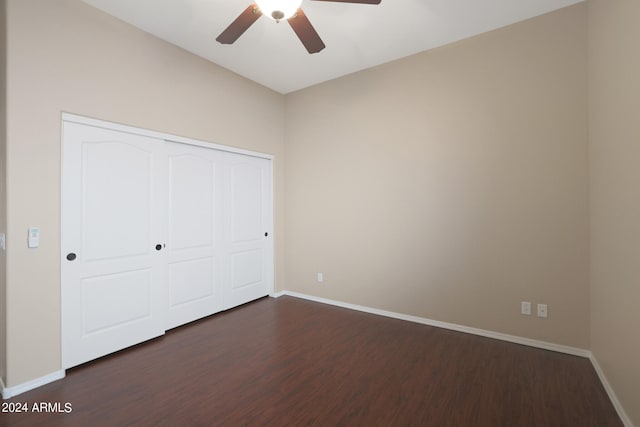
[66,253,77,261]
[155,244,162,251]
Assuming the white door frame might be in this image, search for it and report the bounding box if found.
[62,113,275,160]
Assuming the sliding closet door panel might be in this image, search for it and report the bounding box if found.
[225,154,273,308]
[165,144,225,329]
[62,122,165,369]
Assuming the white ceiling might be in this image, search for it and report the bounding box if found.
[82,0,583,94]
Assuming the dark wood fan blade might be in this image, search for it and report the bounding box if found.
[311,0,381,4]
[216,4,262,44]
[288,8,326,54]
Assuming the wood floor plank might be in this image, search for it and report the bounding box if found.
[1,296,622,426]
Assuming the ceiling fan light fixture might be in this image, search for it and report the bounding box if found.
[255,0,303,22]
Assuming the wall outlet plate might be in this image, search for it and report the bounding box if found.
[537,304,548,318]
[521,301,531,315]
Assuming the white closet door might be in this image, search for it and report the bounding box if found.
[61,122,166,369]
[62,115,274,368]
[224,153,273,308]
[165,143,225,329]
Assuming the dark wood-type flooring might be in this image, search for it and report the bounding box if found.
[1,296,622,426]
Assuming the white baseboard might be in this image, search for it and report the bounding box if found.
[274,290,590,357]
[1,370,65,400]
[589,354,634,427]
[274,290,634,426]
[269,291,286,298]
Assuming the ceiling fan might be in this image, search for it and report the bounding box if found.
[216,0,381,54]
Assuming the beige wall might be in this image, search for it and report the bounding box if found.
[4,3,637,423]
[0,0,6,387]
[588,0,640,425]
[285,4,589,348]
[3,0,285,387]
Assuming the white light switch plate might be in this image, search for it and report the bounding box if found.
[28,227,40,248]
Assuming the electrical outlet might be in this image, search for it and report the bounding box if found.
[521,301,531,315]
[537,304,548,318]
[317,272,324,283]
